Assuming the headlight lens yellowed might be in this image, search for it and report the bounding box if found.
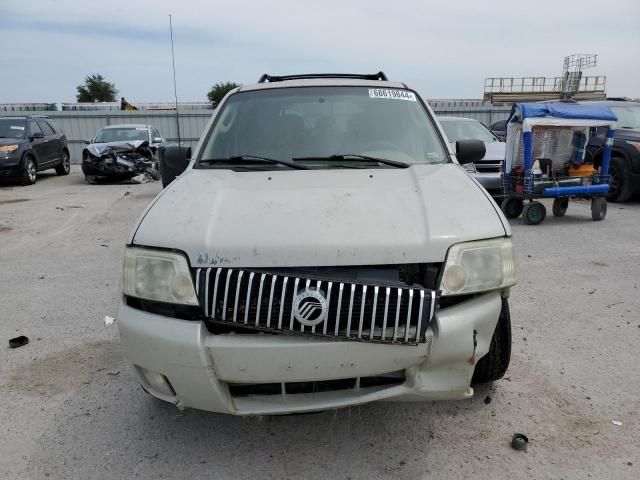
[0,145,19,153]
[122,247,198,305]
[440,237,517,296]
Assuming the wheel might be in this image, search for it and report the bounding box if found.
[500,197,524,219]
[607,157,633,202]
[85,175,98,184]
[552,197,569,217]
[21,156,37,185]
[591,197,607,221]
[522,201,546,225]
[55,150,71,175]
[472,298,511,384]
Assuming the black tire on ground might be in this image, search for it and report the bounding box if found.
[85,175,98,184]
[591,197,607,221]
[21,155,37,185]
[472,298,512,384]
[522,201,546,225]
[55,150,71,176]
[607,157,633,203]
[552,197,569,217]
[500,197,524,219]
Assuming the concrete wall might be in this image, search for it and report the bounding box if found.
[1,102,512,163]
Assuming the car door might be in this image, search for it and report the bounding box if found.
[37,120,59,164]
[27,121,49,166]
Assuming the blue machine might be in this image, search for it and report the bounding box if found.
[501,102,617,225]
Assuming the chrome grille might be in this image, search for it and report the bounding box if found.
[195,267,438,345]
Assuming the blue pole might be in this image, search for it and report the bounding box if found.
[523,130,533,195]
[600,128,615,178]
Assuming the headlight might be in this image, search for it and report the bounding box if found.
[439,237,516,296]
[122,247,198,305]
[0,144,19,154]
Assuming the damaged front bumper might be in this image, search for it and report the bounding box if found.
[117,290,502,415]
[82,140,159,181]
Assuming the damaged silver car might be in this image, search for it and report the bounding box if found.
[82,124,165,183]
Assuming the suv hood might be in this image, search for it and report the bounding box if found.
[132,164,508,267]
[481,142,506,161]
[0,138,26,147]
[615,128,640,141]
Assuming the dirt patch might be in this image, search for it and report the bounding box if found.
[1,340,115,398]
[0,225,11,233]
[0,198,30,205]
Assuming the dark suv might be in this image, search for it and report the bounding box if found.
[0,116,70,185]
[583,100,640,202]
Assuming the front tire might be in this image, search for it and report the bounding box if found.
[472,298,511,384]
[500,197,524,219]
[607,157,632,202]
[523,201,546,225]
[591,197,607,221]
[552,197,569,217]
[55,150,71,175]
[21,156,37,185]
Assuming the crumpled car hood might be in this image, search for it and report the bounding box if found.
[86,140,148,157]
[132,164,508,267]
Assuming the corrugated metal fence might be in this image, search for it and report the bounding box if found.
[0,102,512,163]
[0,110,212,163]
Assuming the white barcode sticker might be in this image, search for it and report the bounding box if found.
[368,88,416,102]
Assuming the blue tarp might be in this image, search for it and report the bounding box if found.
[510,102,618,122]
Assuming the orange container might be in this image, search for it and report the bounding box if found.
[568,164,597,177]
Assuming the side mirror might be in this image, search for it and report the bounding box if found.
[31,132,44,140]
[159,145,191,188]
[83,139,91,144]
[153,137,163,144]
[455,139,486,164]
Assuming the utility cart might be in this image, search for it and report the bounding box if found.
[500,102,617,225]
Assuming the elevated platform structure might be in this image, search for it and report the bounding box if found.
[484,76,606,104]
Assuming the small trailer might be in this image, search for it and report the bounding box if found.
[500,102,617,225]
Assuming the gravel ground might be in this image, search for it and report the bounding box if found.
[1,167,639,479]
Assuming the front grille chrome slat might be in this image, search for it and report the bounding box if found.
[255,274,266,326]
[233,271,244,323]
[198,268,437,345]
[222,269,233,320]
[267,275,277,327]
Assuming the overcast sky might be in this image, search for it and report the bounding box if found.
[1,0,639,103]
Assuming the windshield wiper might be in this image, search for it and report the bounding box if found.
[293,154,410,168]
[199,155,309,170]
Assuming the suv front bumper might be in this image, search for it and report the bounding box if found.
[117,290,502,415]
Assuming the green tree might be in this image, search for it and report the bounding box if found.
[76,74,118,102]
[207,81,240,107]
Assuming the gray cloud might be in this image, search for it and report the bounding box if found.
[1,0,638,103]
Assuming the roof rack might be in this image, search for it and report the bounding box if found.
[257,71,388,83]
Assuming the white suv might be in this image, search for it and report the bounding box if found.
[118,72,516,415]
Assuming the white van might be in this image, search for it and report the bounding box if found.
[117,72,516,415]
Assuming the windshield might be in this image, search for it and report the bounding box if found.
[0,119,26,139]
[94,127,148,143]
[439,118,499,143]
[197,86,448,167]
[611,105,640,129]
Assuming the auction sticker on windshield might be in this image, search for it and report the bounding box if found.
[369,89,416,101]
